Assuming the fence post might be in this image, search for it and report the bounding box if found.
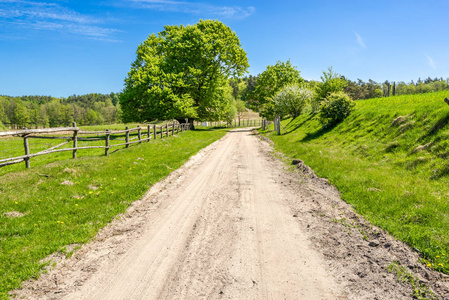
[166,123,169,138]
[154,124,157,140]
[23,135,30,168]
[72,122,78,159]
[172,121,175,136]
[276,117,281,135]
[138,125,141,143]
[147,125,151,142]
[105,129,110,156]
[126,126,129,148]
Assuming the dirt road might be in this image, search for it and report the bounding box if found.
[68,128,341,299]
[13,129,449,299]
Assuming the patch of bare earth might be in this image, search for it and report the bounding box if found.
[11,129,449,299]
[3,211,25,218]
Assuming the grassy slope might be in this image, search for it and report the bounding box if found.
[0,128,226,299]
[262,91,449,274]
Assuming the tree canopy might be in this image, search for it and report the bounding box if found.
[120,20,249,126]
[247,60,303,118]
[315,67,347,102]
[273,84,314,118]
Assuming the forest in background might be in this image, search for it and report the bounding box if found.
[0,93,121,129]
[1,75,448,130]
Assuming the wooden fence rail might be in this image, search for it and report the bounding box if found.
[0,122,191,169]
[193,119,274,129]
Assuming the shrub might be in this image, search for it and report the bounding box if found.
[319,91,355,125]
[273,84,314,118]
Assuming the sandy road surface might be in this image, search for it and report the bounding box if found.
[66,128,341,299]
[13,128,449,299]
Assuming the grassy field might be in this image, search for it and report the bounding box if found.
[0,127,226,299]
[261,90,449,274]
[0,123,172,176]
[78,122,144,131]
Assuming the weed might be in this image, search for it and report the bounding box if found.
[359,229,369,241]
[387,262,435,299]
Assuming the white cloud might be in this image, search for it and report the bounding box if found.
[214,6,255,18]
[354,31,366,48]
[126,0,255,19]
[427,55,436,69]
[0,1,119,41]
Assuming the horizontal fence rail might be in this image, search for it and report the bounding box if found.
[194,118,268,128]
[0,122,191,169]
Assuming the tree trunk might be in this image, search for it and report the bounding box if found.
[176,118,187,125]
[188,118,195,130]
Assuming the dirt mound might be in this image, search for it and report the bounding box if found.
[293,159,318,178]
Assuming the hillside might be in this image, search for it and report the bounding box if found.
[262,90,449,274]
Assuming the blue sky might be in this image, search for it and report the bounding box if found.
[1,0,448,97]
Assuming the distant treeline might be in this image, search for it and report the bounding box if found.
[0,93,122,129]
[1,76,448,130]
[343,77,449,100]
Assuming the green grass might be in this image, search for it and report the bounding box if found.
[78,123,142,131]
[0,128,226,299]
[388,262,435,299]
[0,123,172,176]
[261,90,449,274]
[78,122,175,131]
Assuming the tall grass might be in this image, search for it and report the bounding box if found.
[262,91,449,274]
[0,128,226,299]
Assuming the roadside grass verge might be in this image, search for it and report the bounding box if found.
[260,91,449,275]
[0,128,226,299]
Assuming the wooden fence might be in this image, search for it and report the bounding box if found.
[0,122,190,169]
[195,119,267,128]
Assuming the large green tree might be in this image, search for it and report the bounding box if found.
[120,20,249,128]
[248,60,303,118]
